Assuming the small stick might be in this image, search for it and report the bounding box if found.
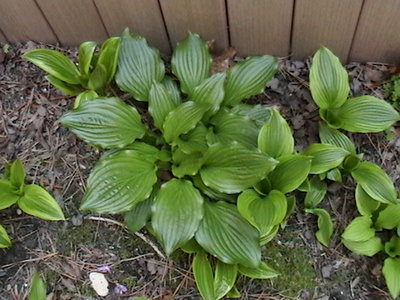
[1,252,58,269]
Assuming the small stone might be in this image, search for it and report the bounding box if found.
[321,265,332,278]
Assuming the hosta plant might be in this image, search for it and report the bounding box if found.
[0,160,65,248]
[25,29,313,299]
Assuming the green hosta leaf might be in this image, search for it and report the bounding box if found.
[224,56,278,106]
[88,63,108,91]
[116,29,165,101]
[306,208,333,247]
[230,104,271,128]
[207,110,258,149]
[304,176,327,208]
[200,143,278,193]
[326,168,342,182]
[258,109,294,158]
[342,154,361,172]
[60,97,146,149]
[103,142,160,161]
[0,180,19,210]
[46,75,82,96]
[163,101,207,144]
[78,41,97,75]
[10,159,25,188]
[149,81,179,129]
[259,225,279,246]
[304,143,349,174]
[28,273,46,300]
[238,262,279,279]
[0,224,11,248]
[192,252,215,300]
[383,258,400,298]
[342,216,375,242]
[172,149,203,177]
[192,72,226,116]
[329,96,400,133]
[172,33,212,96]
[226,286,241,298]
[73,90,99,109]
[214,261,238,300]
[124,196,154,233]
[195,201,261,267]
[24,49,81,84]
[192,176,237,203]
[268,155,312,194]
[18,185,65,220]
[98,37,120,84]
[351,161,397,204]
[80,149,157,214]
[309,47,349,109]
[319,122,356,154]
[342,236,382,256]
[376,204,400,230]
[355,185,380,216]
[181,238,203,253]
[162,76,181,104]
[176,122,208,154]
[385,237,400,258]
[152,179,203,255]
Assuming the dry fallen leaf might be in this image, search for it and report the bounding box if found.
[89,272,109,297]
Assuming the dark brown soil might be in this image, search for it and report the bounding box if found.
[0,42,399,300]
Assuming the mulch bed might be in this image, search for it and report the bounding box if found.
[0,42,399,299]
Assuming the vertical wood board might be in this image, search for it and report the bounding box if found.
[94,0,170,54]
[0,0,57,43]
[227,0,293,57]
[36,0,108,45]
[160,0,228,52]
[291,0,363,62]
[0,30,7,43]
[350,0,400,63]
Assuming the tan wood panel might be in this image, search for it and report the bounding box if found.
[159,0,228,52]
[292,0,363,62]
[94,0,170,54]
[0,30,7,43]
[36,0,108,45]
[0,0,57,43]
[350,0,400,63]
[227,0,293,57]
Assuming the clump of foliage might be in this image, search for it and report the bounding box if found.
[384,74,400,111]
[0,160,65,248]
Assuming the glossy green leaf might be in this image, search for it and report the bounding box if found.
[78,41,97,75]
[18,185,65,220]
[342,154,361,172]
[304,176,327,208]
[230,104,271,128]
[214,261,238,300]
[80,149,157,214]
[309,47,349,109]
[88,63,108,91]
[226,286,241,298]
[319,122,356,154]
[28,273,46,300]
[0,224,11,248]
[152,179,203,255]
[163,101,207,144]
[0,180,19,210]
[192,251,216,300]
[268,155,312,194]
[351,161,398,204]
[181,238,203,254]
[176,122,208,154]
[326,168,342,182]
[162,76,181,105]
[116,30,165,101]
[304,143,349,174]
[192,72,226,115]
[342,236,382,256]
[305,208,333,247]
[342,216,375,242]
[355,185,380,217]
[60,97,146,149]
[73,90,99,109]
[376,204,400,230]
[200,143,278,193]
[172,150,203,177]
[171,33,212,96]
[238,262,280,279]
[383,258,400,298]
[10,159,25,188]
[124,196,154,233]
[329,96,400,133]
[207,110,258,149]
[258,109,294,158]
[24,49,81,84]
[195,201,261,267]
[98,37,120,84]
[149,81,179,129]
[385,237,400,258]
[259,225,279,246]
[192,175,237,203]
[46,75,82,96]
[224,56,278,106]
